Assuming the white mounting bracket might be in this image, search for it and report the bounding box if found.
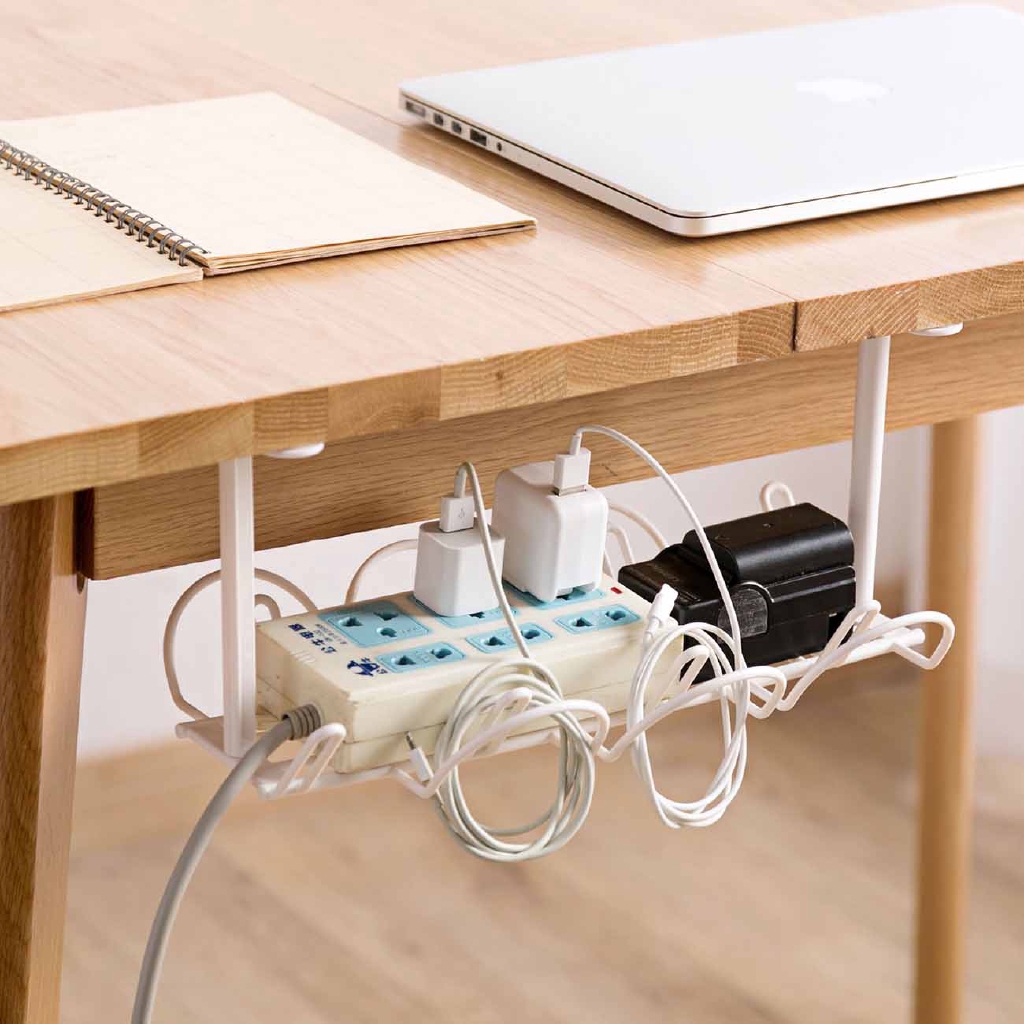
[218,443,325,758]
[847,324,963,607]
[219,458,256,757]
[848,335,890,607]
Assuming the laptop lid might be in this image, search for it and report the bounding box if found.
[401,6,1024,222]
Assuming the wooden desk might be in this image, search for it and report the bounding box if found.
[0,1,1018,1021]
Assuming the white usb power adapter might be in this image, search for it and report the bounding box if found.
[413,491,506,617]
[491,448,608,602]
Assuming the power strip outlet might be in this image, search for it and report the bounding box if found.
[256,575,671,772]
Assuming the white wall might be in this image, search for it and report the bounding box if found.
[77,430,930,761]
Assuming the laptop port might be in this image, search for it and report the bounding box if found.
[404,100,426,117]
[469,128,488,146]
[433,112,444,126]
[451,120,463,135]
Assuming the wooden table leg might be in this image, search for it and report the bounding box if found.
[914,417,980,1024]
[0,495,87,1024]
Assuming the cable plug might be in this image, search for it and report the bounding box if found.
[281,703,322,739]
[644,584,678,645]
[439,493,475,533]
[492,443,607,602]
[413,469,506,617]
[405,733,433,784]
[553,446,592,495]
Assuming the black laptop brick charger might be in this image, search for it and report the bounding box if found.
[618,503,856,668]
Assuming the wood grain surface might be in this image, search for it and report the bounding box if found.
[81,311,1024,579]
[60,670,1024,1024]
[915,418,981,1024]
[1,0,1024,502]
[152,0,1024,351]
[0,0,788,503]
[0,496,87,1024]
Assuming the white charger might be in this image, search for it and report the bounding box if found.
[491,447,608,602]
[413,476,506,617]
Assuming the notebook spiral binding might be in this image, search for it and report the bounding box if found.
[0,137,208,266]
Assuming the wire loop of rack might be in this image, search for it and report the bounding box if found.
[173,584,951,802]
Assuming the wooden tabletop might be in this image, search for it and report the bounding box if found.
[3,0,1024,506]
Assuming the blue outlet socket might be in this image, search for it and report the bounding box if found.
[466,622,553,653]
[320,600,430,648]
[555,604,640,634]
[378,641,465,673]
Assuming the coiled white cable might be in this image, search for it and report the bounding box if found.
[567,426,772,828]
[430,659,597,861]
[406,462,599,860]
[417,435,763,842]
[621,614,787,828]
[438,432,778,837]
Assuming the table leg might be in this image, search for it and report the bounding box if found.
[914,417,980,1024]
[0,495,87,1024]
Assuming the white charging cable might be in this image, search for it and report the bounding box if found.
[417,436,769,841]
[563,427,778,828]
[403,461,600,860]
[403,435,765,843]
[429,658,597,861]
[566,427,955,829]
[620,595,786,828]
[569,426,744,662]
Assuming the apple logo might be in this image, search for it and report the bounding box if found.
[796,77,890,102]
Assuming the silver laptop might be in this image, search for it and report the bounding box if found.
[400,5,1024,236]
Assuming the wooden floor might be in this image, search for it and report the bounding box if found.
[64,664,1024,1024]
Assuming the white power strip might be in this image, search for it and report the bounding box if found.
[256,575,672,771]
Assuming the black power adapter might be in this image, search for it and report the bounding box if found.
[619,503,856,666]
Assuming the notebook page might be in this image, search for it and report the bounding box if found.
[0,171,201,314]
[0,94,534,273]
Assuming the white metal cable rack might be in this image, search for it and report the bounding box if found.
[172,330,959,802]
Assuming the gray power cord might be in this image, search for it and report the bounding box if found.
[131,705,321,1024]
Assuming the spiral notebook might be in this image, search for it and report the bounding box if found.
[0,93,534,313]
